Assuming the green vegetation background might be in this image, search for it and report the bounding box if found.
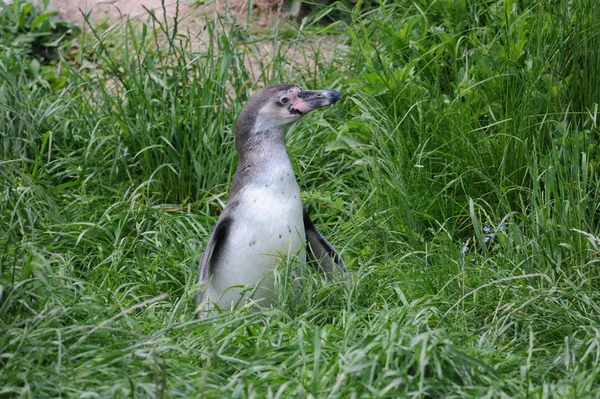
[1,0,599,397]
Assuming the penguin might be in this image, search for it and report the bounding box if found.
[196,84,347,313]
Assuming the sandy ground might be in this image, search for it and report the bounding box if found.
[50,0,189,24]
[49,0,298,28]
[47,0,341,86]
[49,0,234,36]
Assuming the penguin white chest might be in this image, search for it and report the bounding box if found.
[206,170,306,309]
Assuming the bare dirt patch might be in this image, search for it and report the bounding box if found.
[50,0,190,24]
[48,0,343,87]
[49,0,300,29]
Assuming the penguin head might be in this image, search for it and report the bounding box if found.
[236,84,341,136]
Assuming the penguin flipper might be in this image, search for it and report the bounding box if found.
[303,208,347,274]
[196,215,233,305]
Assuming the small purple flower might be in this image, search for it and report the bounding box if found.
[499,224,505,232]
[484,230,496,242]
[483,226,491,232]
[461,245,469,254]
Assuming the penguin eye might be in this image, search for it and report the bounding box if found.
[280,97,290,105]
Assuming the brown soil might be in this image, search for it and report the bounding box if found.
[48,0,342,87]
[50,0,190,24]
[49,0,300,30]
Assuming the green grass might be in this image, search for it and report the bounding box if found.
[1,0,599,397]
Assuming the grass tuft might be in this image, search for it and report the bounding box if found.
[1,0,599,397]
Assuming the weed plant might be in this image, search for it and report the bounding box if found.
[1,0,599,397]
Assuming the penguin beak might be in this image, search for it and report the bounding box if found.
[291,89,341,114]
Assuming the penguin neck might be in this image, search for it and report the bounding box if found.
[237,126,291,168]
[232,126,296,195]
